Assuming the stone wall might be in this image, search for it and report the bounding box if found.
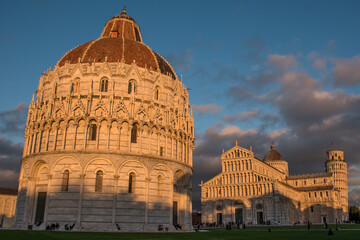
[0,193,17,228]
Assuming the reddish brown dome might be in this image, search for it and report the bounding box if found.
[263,144,285,162]
[57,8,177,80]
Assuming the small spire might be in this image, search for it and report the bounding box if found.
[235,139,238,146]
[270,142,275,150]
[122,6,126,14]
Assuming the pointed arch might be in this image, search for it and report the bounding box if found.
[100,77,108,92]
[128,79,136,94]
[131,123,138,143]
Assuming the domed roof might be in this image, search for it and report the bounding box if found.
[110,7,136,22]
[57,8,177,80]
[263,144,285,162]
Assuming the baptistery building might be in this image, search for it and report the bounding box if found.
[200,143,348,225]
[15,9,194,231]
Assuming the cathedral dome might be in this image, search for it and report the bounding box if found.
[57,8,176,80]
[263,144,285,162]
[263,144,288,175]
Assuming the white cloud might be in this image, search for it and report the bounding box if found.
[308,51,327,71]
[308,115,343,132]
[222,110,260,123]
[313,91,334,101]
[333,55,360,86]
[239,110,260,119]
[266,54,298,71]
[192,104,222,115]
[220,126,258,137]
[267,128,289,139]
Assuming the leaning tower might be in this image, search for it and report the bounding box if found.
[325,149,348,221]
[15,9,194,231]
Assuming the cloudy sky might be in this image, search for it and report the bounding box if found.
[1,0,360,210]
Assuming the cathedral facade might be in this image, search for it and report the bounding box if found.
[15,9,194,231]
[200,143,348,225]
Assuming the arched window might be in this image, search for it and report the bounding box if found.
[160,146,164,156]
[131,124,137,143]
[95,170,103,192]
[100,78,108,92]
[158,175,162,195]
[128,172,135,193]
[128,80,136,94]
[154,87,159,100]
[128,81,132,94]
[72,78,80,93]
[62,170,70,191]
[89,124,97,140]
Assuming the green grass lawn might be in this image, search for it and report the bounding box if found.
[1,225,359,240]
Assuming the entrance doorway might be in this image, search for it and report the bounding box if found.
[35,192,47,224]
[235,208,243,224]
[173,201,178,225]
[323,216,327,223]
[217,213,222,225]
[256,211,264,224]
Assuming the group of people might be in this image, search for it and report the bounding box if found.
[157,225,167,231]
[64,223,76,231]
[157,224,180,231]
[45,223,59,230]
[225,222,232,230]
[34,222,75,231]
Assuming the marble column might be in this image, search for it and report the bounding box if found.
[76,174,86,229]
[111,175,119,227]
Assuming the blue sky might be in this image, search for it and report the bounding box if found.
[1,0,360,208]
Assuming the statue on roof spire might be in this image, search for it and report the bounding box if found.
[271,142,275,150]
[123,6,126,14]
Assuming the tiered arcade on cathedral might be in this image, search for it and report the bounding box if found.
[15,9,194,231]
[200,143,348,225]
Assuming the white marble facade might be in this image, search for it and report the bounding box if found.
[15,9,194,232]
[0,189,17,228]
[201,143,348,225]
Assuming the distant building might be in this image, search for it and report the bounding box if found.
[15,8,194,232]
[200,143,348,225]
[192,210,201,225]
[0,187,17,228]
